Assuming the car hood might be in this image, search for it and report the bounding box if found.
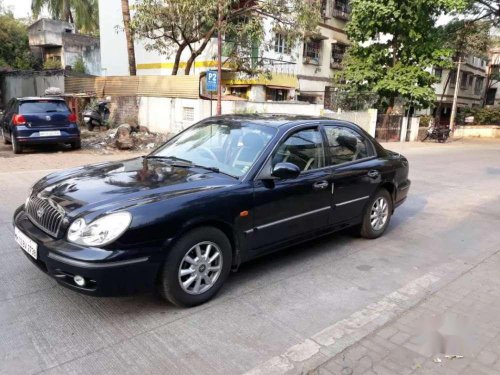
[32,157,236,216]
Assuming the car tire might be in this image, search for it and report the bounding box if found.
[359,189,392,239]
[158,226,232,307]
[11,137,22,154]
[71,140,81,150]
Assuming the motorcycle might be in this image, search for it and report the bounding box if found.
[82,100,110,131]
[421,126,451,143]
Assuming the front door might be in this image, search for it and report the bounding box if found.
[322,124,380,225]
[249,127,333,253]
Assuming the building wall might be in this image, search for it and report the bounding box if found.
[0,71,65,107]
[98,0,349,101]
[487,47,500,107]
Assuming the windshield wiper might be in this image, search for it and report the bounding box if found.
[144,155,237,178]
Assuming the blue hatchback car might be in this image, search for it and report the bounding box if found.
[1,97,81,154]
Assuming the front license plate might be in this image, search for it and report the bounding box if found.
[14,226,38,260]
[39,130,61,137]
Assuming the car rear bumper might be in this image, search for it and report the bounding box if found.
[395,179,411,208]
[13,206,164,297]
[13,125,80,145]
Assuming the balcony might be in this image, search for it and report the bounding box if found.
[332,8,350,20]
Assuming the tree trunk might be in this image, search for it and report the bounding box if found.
[172,44,187,75]
[121,0,136,76]
[184,35,213,75]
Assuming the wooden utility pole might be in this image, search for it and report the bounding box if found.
[217,0,223,115]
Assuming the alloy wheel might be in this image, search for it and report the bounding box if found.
[178,241,223,295]
[370,197,389,231]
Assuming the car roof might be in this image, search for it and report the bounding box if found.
[16,97,65,102]
[209,114,358,129]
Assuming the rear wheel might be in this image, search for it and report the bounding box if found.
[359,189,392,239]
[158,227,232,307]
[71,140,81,150]
[11,137,22,154]
[86,122,95,131]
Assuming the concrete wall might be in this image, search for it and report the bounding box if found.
[323,109,377,136]
[137,97,324,134]
[454,125,500,138]
[0,72,65,108]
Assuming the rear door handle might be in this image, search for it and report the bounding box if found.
[367,170,380,179]
[313,181,329,190]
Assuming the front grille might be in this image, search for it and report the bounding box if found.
[25,196,65,237]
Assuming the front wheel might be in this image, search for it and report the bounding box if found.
[158,227,232,307]
[359,189,392,239]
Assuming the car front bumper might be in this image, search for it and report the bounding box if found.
[13,206,164,297]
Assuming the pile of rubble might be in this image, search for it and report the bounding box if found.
[81,124,171,153]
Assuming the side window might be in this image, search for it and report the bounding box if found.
[324,126,372,165]
[272,128,325,172]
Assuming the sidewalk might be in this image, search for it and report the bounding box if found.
[313,251,500,375]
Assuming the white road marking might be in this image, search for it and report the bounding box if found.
[244,264,457,375]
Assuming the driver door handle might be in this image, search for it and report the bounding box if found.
[367,170,380,179]
[313,181,329,190]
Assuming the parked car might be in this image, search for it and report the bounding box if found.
[13,115,410,306]
[1,97,81,154]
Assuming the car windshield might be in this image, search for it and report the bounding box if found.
[19,101,69,114]
[152,121,277,178]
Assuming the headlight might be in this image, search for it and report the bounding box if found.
[67,212,132,247]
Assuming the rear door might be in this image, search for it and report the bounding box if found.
[18,100,70,128]
[322,124,380,225]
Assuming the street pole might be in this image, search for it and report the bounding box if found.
[449,58,462,132]
[216,0,222,116]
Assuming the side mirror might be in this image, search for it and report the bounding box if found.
[271,162,301,180]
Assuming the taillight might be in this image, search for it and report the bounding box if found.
[12,114,26,125]
[68,113,77,123]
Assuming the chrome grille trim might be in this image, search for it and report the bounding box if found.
[25,196,64,237]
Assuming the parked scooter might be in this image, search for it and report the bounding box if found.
[422,125,451,143]
[82,100,110,131]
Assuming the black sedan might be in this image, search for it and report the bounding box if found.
[13,115,410,306]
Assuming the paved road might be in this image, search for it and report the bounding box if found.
[0,140,499,375]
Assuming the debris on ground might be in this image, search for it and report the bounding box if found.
[444,355,464,360]
[81,124,170,153]
[433,357,442,363]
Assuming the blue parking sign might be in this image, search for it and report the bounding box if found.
[207,70,218,92]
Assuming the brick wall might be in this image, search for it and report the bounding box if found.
[109,96,139,126]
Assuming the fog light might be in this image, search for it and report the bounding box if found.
[73,275,86,287]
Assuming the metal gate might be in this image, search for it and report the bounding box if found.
[375,115,403,142]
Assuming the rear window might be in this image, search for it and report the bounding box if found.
[19,101,69,114]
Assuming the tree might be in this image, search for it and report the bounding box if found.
[434,20,491,115]
[334,0,468,114]
[130,0,321,76]
[0,5,38,70]
[465,0,499,27]
[121,0,136,76]
[31,0,99,34]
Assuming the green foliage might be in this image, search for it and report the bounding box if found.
[31,0,99,35]
[463,0,499,27]
[72,56,86,73]
[335,0,468,112]
[457,107,500,125]
[131,0,321,75]
[43,59,62,70]
[0,7,38,70]
[438,20,491,59]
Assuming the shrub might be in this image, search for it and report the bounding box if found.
[474,107,500,125]
[72,56,87,74]
[43,59,61,70]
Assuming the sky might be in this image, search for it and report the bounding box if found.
[3,0,37,18]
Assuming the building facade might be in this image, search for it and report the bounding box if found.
[486,46,500,107]
[28,19,101,76]
[430,56,488,124]
[98,0,350,104]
